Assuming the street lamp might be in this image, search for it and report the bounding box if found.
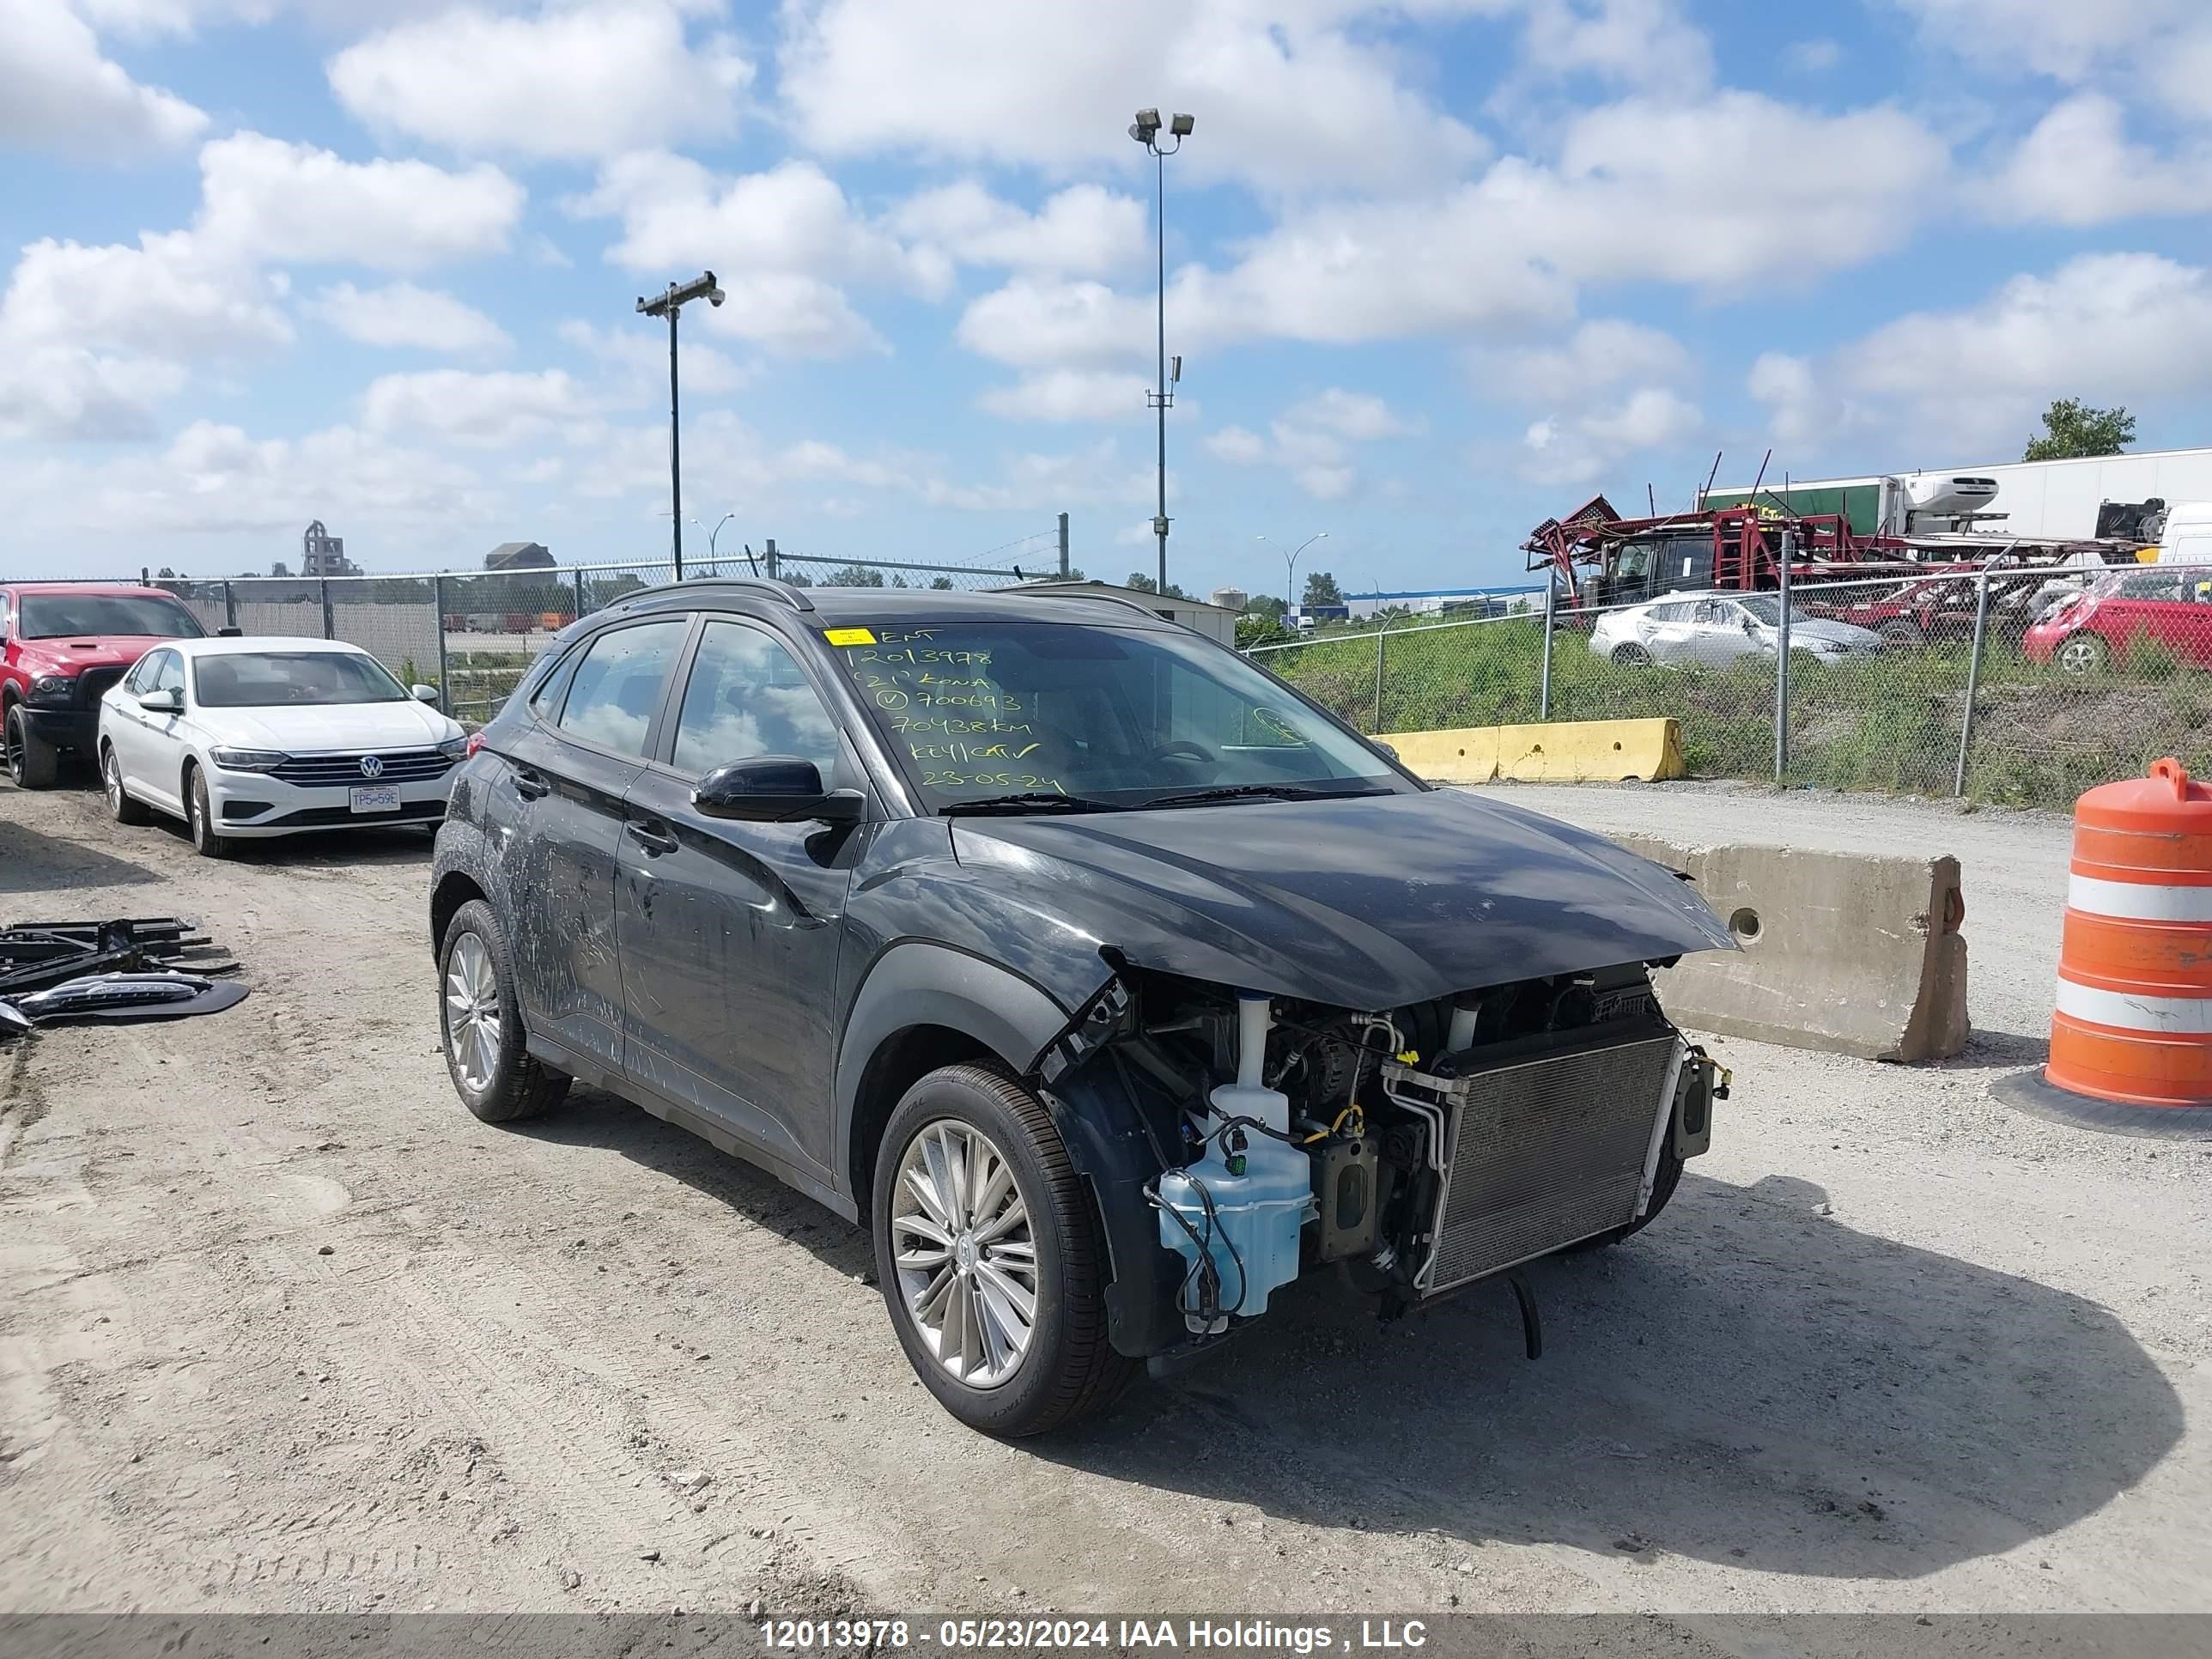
[636,270,725,580]
[1130,108,1193,597]
[1257,532,1327,607]
[709,512,735,564]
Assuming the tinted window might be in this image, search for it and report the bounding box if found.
[670,621,841,778]
[824,620,1407,811]
[19,593,204,640]
[556,620,687,757]
[194,651,405,708]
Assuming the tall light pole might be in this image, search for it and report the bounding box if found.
[636,270,724,580]
[708,512,735,563]
[1130,108,1192,596]
[1257,531,1327,608]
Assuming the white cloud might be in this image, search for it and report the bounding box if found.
[328,0,753,161]
[1516,0,1713,88]
[197,133,526,271]
[1,232,291,360]
[1204,388,1419,500]
[696,273,888,358]
[1487,319,1690,400]
[1984,95,2212,226]
[977,369,1151,423]
[0,0,207,159]
[362,368,594,448]
[1845,252,2212,450]
[1281,387,1423,441]
[888,183,1147,276]
[4,418,495,540]
[0,346,185,443]
[956,277,1153,370]
[309,282,510,353]
[558,319,750,398]
[1890,0,2212,126]
[779,0,1485,192]
[1516,387,1700,485]
[1783,37,1841,71]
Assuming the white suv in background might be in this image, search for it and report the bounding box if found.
[97,636,469,859]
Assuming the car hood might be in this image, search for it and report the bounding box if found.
[195,700,458,750]
[1785,618,1881,648]
[15,635,176,674]
[950,787,1735,1009]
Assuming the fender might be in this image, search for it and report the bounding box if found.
[832,939,1082,1190]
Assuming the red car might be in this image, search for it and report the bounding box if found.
[2023,568,2212,677]
[3,583,207,787]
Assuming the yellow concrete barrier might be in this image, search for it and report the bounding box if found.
[1377,718,1684,784]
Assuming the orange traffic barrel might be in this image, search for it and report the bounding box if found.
[2002,757,2212,1137]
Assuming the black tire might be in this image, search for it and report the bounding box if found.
[872,1064,1136,1437]
[1564,1141,1682,1254]
[1879,621,1923,647]
[185,763,239,860]
[436,897,569,1124]
[4,702,59,789]
[102,742,151,826]
[1610,643,1652,667]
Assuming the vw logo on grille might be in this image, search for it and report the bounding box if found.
[357,755,386,780]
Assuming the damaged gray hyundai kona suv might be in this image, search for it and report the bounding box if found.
[429,579,1735,1436]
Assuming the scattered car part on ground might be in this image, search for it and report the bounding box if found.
[430,578,1736,1436]
[96,635,468,857]
[0,916,237,997]
[2,582,207,788]
[0,971,249,1034]
[1588,591,1883,668]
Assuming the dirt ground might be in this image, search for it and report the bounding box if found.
[2,769,2208,1620]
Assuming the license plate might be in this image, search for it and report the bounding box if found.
[349,786,402,814]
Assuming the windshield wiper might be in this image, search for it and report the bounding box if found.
[1138,783,1388,810]
[939,792,1125,817]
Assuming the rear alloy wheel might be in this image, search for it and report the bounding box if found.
[437,898,569,1124]
[2055,633,2109,678]
[1610,642,1653,667]
[873,1064,1135,1437]
[103,744,150,825]
[186,765,238,860]
[4,702,59,789]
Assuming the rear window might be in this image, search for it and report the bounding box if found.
[193,651,408,708]
[19,593,204,640]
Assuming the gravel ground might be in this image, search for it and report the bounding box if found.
[2,769,2208,1622]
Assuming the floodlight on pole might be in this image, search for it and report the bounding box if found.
[1130,107,1193,597]
[635,270,725,579]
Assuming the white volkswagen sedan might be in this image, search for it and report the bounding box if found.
[96,636,468,858]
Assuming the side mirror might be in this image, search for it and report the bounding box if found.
[694,756,863,825]
[139,688,182,714]
[1371,740,1399,762]
[410,684,441,704]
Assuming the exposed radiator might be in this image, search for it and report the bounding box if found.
[1388,1030,1682,1296]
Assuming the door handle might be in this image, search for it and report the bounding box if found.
[625,819,678,856]
[514,768,551,799]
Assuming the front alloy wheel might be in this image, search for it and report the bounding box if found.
[445,932,502,1095]
[890,1119,1038,1387]
[872,1065,1135,1436]
[435,898,568,1123]
[2055,633,2108,678]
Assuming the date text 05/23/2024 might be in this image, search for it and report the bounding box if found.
[757,1619,1432,1653]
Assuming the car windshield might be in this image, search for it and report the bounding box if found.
[822,619,1411,811]
[193,651,410,708]
[1736,596,1816,626]
[19,593,204,639]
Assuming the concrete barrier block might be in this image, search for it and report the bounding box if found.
[1612,835,1970,1062]
[1379,718,1683,785]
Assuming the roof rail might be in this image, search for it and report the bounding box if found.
[1012,587,1166,622]
[681,574,816,612]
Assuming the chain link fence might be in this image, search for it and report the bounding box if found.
[1252,560,2212,811]
[137,550,1032,724]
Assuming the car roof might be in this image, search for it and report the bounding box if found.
[167,635,373,657]
[598,580,1182,631]
[4,582,184,599]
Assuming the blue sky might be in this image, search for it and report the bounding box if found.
[5,0,2212,600]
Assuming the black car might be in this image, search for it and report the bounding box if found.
[430,580,1735,1435]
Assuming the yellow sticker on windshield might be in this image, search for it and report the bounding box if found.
[822,627,877,646]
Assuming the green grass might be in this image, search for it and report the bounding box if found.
[1259,620,2212,811]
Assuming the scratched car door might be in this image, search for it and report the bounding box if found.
[613,616,867,1179]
